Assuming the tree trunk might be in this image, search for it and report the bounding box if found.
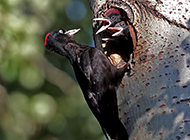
[87,0,190,139]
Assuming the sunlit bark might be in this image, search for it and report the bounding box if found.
[88,0,190,139]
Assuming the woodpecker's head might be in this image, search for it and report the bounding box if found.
[108,21,129,37]
[101,21,129,41]
[93,8,122,34]
[44,28,80,54]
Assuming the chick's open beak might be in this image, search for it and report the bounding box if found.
[108,27,124,36]
[93,18,111,34]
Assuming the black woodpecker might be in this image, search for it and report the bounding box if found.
[44,28,129,140]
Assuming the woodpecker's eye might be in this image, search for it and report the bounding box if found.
[121,22,125,27]
[59,30,64,34]
[111,15,116,20]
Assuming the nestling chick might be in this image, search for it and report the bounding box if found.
[93,8,123,34]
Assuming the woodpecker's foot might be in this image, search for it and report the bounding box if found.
[127,53,135,72]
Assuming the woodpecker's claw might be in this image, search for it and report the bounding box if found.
[93,18,111,34]
[108,27,124,37]
[128,53,135,72]
[65,28,80,38]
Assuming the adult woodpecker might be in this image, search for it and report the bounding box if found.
[44,28,129,140]
[93,8,123,34]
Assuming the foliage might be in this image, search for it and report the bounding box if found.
[0,0,103,140]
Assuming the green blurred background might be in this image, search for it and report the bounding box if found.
[0,0,104,140]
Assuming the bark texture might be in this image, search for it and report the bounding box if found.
[88,0,190,139]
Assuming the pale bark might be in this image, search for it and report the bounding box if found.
[88,0,190,139]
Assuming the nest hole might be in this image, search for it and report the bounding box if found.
[98,7,136,69]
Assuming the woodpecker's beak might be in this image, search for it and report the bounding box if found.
[93,18,111,34]
[108,27,124,36]
[65,28,80,38]
[102,38,116,41]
